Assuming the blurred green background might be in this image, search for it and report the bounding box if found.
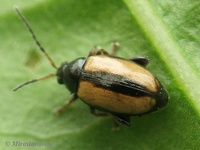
[1,0,200,149]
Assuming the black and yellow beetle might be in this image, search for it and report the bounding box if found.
[14,7,168,127]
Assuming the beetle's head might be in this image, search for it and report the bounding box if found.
[56,61,68,84]
[56,58,86,93]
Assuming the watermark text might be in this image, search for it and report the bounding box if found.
[5,141,55,147]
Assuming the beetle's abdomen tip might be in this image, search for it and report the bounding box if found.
[156,87,169,110]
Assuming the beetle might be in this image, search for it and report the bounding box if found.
[14,7,168,128]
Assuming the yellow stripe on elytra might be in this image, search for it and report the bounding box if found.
[84,55,158,92]
[78,81,156,114]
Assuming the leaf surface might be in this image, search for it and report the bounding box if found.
[1,0,200,149]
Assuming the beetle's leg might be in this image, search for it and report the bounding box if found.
[88,49,109,56]
[88,41,119,56]
[112,114,131,127]
[110,41,120,56]
[53,94,78,115]
[90,107,121,130]
[112,119,120,131]
[130,56,149,67]
[90,107,110,116]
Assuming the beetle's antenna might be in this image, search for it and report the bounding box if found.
[14,6,58,69]
[13,73,56,91]
[13,6,58,91]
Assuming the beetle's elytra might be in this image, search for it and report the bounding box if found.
[14,7,168,128]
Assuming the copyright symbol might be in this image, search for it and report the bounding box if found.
[5,141,10,146]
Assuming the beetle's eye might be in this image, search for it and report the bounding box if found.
[56,67,64,84]
[56,62,68,84]
[57,76,63,84]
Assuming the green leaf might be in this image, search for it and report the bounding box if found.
[1,0,200,149]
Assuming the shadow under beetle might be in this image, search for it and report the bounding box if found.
[14,7,168,129]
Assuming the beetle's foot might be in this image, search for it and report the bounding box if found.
[53,106,65,115]
[112,120,121,131]
[110,41,120,56]
[112,126,120,131]
[93,45,102,51]
[90,107,110,116]
[53,94,78,115]
[88,49,109,56]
